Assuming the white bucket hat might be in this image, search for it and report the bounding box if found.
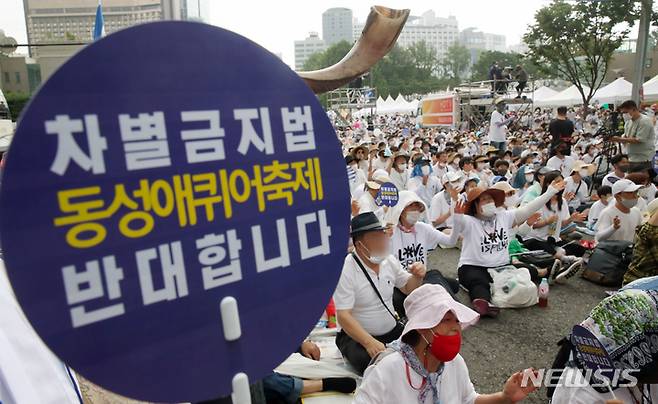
[401,284,479,337]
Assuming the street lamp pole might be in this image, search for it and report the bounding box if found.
[632,0,653,104]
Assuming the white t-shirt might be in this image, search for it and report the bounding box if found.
[355,352,478,404]
[429,190,454,228]
[389,169,410,192]
[526,200,570,241]
[409,176,443,208]
[546,155,576,178]
[602,172,623,189]
[372,158,389,172]
[564,176,589,209]
[457,210,516,268]
[489,110,506,142]
[390,222,451,271]
[349,166,367,196]
[333,254,411,336]
[358,192,386,222]
[587,199,609,228]
[0,263,82,404]
[432,164,448,181]
[551,367,658,404]
[596,204,642,242]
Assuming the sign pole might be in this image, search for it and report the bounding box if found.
[631,0,653,104]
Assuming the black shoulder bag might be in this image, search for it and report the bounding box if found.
[351,253,407,327]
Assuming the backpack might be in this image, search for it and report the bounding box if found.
[516,251,556,269]
[581,240,633,286]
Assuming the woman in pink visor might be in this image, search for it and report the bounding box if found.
[354,284,538,404]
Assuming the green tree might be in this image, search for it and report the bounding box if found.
[301,40,352,71]
[370,45,445,97]
[441,43,470,85]
[470,50,545,82]
[524,0,647,105]
[299,40,448,101]
[4,91,31,121]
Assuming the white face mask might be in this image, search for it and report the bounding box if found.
[404,210,422,226]
[525,174,535,183]
[621,197,638,209]
[398,163,408,171]
[421,166,431,176]
[639,187,651,198]
[579,169,589,177]
[623,113,631,121]
[480,202,497,218]
[359,241,389,264]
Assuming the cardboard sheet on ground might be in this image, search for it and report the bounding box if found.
[302,392,354,403]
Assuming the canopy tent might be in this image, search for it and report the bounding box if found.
[375,94,416,115]
[375,96,387,111]
[591,77,632,105]
[534,84,590,107]
[643,75,658,102]
[531,86,558,102]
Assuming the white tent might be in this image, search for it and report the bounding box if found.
[591,77,632,105]
[371,94,414,115]
[535,85,590,107]
[531,86,558,102]
[643,75,658,102]
[394,93,406,106]
[375,96,386,111]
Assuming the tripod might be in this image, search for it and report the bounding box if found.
[591,127,621,191]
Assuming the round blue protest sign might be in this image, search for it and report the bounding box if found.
[571,325,616,383]
[375,182,399,207]
[0,21,350,402]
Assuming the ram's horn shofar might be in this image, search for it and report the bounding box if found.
[297,6,410,94]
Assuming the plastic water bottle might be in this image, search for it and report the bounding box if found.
[326,298,337,328]
[538,278,549,308]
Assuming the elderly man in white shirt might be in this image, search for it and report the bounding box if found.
[334,212,426,374]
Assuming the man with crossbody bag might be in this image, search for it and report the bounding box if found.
[334,212,426,374]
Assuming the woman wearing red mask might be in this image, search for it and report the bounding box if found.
[354,284,538,404]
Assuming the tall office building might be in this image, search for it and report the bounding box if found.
[294,32,326,71]
[322,7,353,46]
[22,0,204,82]
[180,0,210,22]
[353,10,459,60]
[22,0,165,57]
[460,27,507,53]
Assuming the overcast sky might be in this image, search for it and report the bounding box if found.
[1,0,553,66]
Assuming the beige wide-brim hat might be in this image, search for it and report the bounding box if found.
[491,181,515,193]
[401,284,479,337]
[571,160,596,176]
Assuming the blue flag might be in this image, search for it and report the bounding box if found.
[92,1,105,40]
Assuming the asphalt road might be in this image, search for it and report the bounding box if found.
[428,246,610,403]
